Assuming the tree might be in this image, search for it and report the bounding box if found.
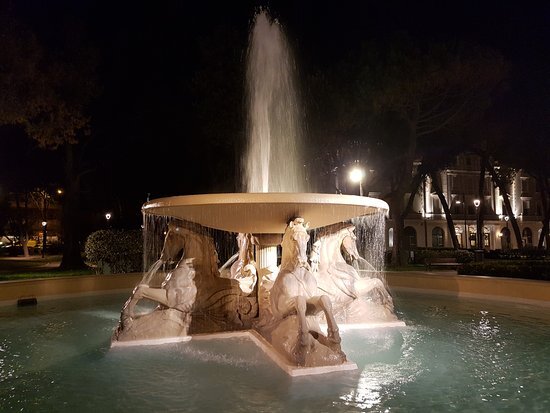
[0,12,99,268]
[357,37,507,264]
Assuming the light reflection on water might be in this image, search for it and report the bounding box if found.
[2,292,550,412]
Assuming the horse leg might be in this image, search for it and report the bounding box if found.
[123,285,171,318]
[294,295,310,346]
[310,295,341,344]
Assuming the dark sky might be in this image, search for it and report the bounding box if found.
[2,0,549,227]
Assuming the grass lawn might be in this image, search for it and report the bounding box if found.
[0,268,94,281]
[0,255,94,281]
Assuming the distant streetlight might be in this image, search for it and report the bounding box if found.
[57,188,63,195]
[41,221,47,258]
[105,212,112,228]
[348,166,365,196]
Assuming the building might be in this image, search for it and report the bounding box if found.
[390,153,545,251]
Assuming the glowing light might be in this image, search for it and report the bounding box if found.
[349,167,365,183]
[473,199,480,208]
[105,213,112,221]
[41,221,47,227]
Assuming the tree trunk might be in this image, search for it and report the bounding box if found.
[536,173,550,250]
[391,192,406,266]
[60,144,86,270]
[390,117,419,266]
[485,161,523,249]
[477,157,486,249]
[430,172,459,249]
[14,193,30,257]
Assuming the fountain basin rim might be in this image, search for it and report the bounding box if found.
[142,192,388,234]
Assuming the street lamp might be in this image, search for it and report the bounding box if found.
[105,212,112,228]
[348,166,365,196]
[41,221,47,258]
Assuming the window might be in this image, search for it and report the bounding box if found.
[523,227,533,246]
[501,228,511,250]
[521,178,529,194]
[432,227,444,248]
[404,226,417,249]
[468,226,477,248]
[522,199,531,216]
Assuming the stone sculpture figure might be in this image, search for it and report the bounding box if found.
[219,233,257,295]
[114,222,257,343]
[312,223,397,324]
[262,218,347,367]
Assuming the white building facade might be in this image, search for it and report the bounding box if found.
[388,153,545,251]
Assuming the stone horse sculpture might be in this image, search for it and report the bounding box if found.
[262,218,347,367]
[312,223,397,324]
[114,222,257,343]
[219,233,257,295]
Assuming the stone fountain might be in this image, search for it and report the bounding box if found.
[111,11,403,376]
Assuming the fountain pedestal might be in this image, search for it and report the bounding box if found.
[114,193,396,375]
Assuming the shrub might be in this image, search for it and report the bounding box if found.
[458,261,550,281]
[413,248,474,264]
[85,229,143,274]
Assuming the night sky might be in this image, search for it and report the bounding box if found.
[1,0,549,228]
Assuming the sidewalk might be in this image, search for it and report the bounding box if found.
[0,255,63,274]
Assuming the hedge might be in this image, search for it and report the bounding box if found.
[458,261,550,281]
[85,229,143,274]
[413,248,474,264]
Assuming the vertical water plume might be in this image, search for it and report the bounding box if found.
[243,10,305,193]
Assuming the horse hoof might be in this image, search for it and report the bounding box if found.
[327,328,341,344]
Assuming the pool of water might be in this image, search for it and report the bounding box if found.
[1,292,550,412]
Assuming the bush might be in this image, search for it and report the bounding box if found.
[485,249,549,260]
[413,248,474,264]
[85,229,143,274]
[458,261,550,281]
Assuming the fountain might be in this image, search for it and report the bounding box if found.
[111,10,402,375]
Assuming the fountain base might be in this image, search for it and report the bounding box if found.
[193,330,358,377]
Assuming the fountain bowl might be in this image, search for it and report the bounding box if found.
[142,193,389,234]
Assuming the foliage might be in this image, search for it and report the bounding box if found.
[0,269,93,281]
[85,230,142,274]
[0,14,45,125]
[458,261,550,280]
[484,249,549,260]
[413,248,474,264]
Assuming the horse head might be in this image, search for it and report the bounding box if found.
[160,222,187,262]
[340,225,360,260]
[282,218,311,270]
[236,233,253,262]
[160,223,218,271]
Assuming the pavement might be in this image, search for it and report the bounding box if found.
[0,255,63,274]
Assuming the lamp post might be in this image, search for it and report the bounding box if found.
[41,221,47,258]
[105,212,112,228]
[348,166,365,196]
